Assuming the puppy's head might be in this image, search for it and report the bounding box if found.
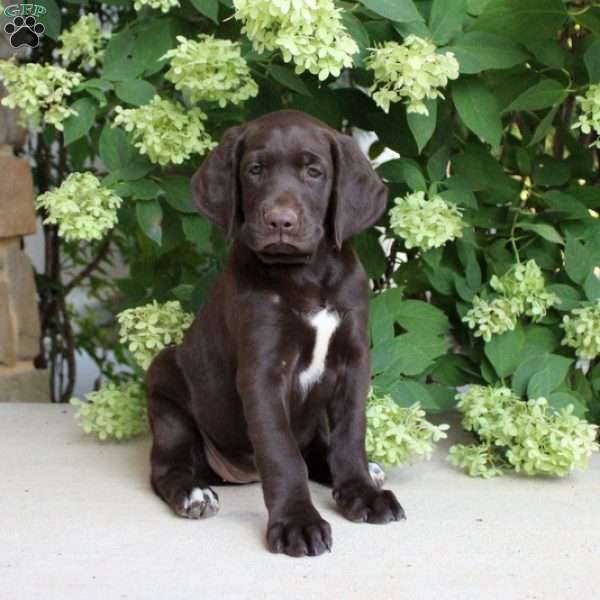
[192,109,387,264]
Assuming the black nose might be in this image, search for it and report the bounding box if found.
[264,207,299,232]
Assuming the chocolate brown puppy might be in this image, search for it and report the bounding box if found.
[146,110,405,557]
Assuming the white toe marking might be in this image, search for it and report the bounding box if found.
[187,487,219,511]
[368,462,386,487]
[299,308,340,394]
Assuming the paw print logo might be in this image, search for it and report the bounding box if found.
[4,16,45,48]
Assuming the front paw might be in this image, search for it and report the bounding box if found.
[333,483,405,524]
[267,507,332,557]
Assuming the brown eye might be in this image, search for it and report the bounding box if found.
[248,163,262,175]
[306,165,322,178]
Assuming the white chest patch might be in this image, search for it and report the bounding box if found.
[298,308,340,394]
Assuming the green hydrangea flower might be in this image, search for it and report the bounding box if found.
[447,443,505,479]
[133,0,179,12]
[464,260,559,341]
[36,172,122,242]
[561,300,600,359]
[389,191,465,251]
[58,14,109,67]
[71,381,148,441]
[0,59,82,130]
[449,386,599,478]
[462,296,520,342]
[233,0,358,81]
[112,96,216,166]
[490,260,559,320]
[365,389,449,466]
[162,35,258,107]
[572,83,600,148]
[117,300,194,369]
[365,36,459,114]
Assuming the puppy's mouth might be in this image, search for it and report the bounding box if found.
[257,243,312,265]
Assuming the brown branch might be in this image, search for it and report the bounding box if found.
[63,232,114,295]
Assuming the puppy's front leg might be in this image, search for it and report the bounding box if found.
[328,343,406,524]
[237,360,332,557]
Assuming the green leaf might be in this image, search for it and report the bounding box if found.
[503,79,568,113]
[548,392,587,418]
[517,222,564,244]
[407,100,437,153]
[527,106,558,147]
[585,40,600,84]
[584,272,600,301]
[473,0,568,44]
[546,284,582,312]
[512,354,548,397]
[37,0,61,40]
[565,234,592,285]
[377,158,427,191]
[373,332,448,376]
[181,215,212,252]
[359,0,423,22]
[484,325,525,378]
[352,230,387,279]
[429,0,467,44]
[63,98,97,146]
[341,12,370,65]
[112,179,162,200]
[452,79,503,147]
[447,32,528,74]
[267,65,311,96]
[99,126,135,170]
[136,200,163,246]
[190,0,219,23]
[527,355,572,399]
[395,332,448,376]
[389,380,432,408]
[394,300,450,336]
[370,287,404,346]
[131,18,176,75]
[160,176,196,213]
[115,80,156,106]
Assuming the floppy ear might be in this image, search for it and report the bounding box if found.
[191,125,245,236]
[330,132,388,249]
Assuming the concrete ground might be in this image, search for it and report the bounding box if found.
[1,403,599,600]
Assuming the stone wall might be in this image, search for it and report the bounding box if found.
[0,28,49,402]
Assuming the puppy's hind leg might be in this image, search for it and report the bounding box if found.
[146,346,221,519]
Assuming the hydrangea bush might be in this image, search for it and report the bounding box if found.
[6,1,600,463]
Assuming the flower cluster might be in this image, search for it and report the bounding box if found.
[365,36,459,114]
[133,0,180,12]
[36,173,122,242]
[113,96,216,166]
[58,14,109,68]
[0,59,82,130]
[117,300,194,369]
[490,260,559,319]
[462,296,519,342]
[464,260,559,342]
[365,389,449,466]
[389,191,465,251]
[572,83,600,148]
[562,300,600,360]
[233,0,358,81]
[71,381,148,441]
[448,386,598,477]
[162,35,258,107]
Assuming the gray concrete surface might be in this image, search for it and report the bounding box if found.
[1,403,598,600]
